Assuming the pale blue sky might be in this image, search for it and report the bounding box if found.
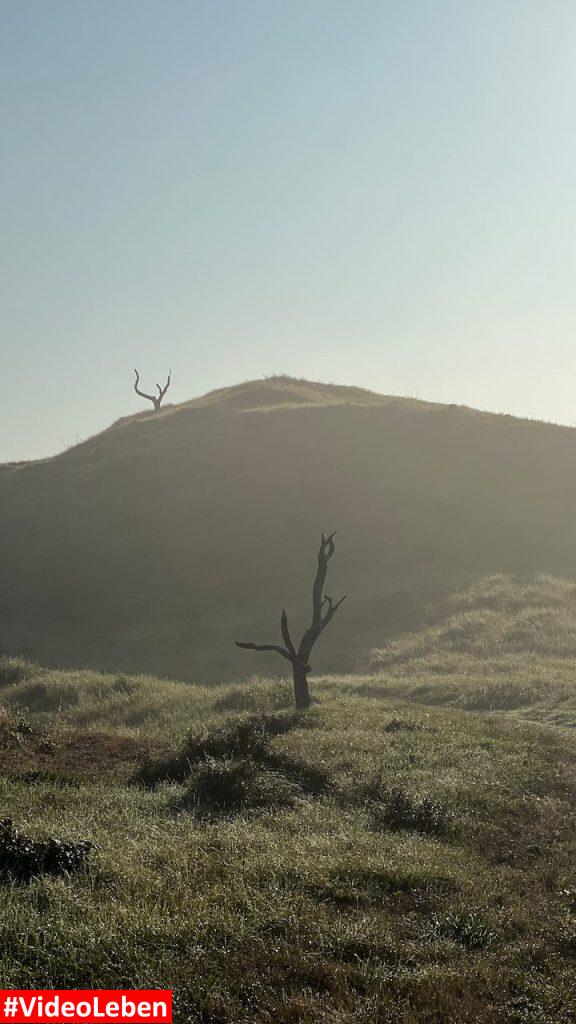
[1,0,576,460]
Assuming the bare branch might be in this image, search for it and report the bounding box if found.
[235,640,292,662]
[298,533,345,661]
[133,368,172,412]
[134,369,156,404]
[160,370,172,400]
[281,608,296,656]
[312,531,337,628]
[321,593,347,626]
[156,371,172,400]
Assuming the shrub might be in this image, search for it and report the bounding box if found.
[0,818,93,883]
[180,756,299,814]
[136,711,330,811]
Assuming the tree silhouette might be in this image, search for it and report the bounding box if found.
[236,532,346,709]
[133,369,172,412]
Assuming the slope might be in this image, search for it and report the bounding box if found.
[1,376,576,680]
[0,659,573,1022]
[365,573,576,725]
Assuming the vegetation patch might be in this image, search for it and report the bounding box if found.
[0,658,38,688]
[264,751,332,796]
[0,818,93,884]
[212,684,294,713]
[12,681,80,713]
[112,676,139,695]
[178,756,301,814]
[460,681,547,711]
[0,724,155,785]
[428,910,497,950]
[366,784,454,837]
[137,711,331,815]
[0,654,573,1019]
[135,711,309,787]
[384,717,422,733]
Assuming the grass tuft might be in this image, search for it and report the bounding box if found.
[179,756,301,814]
[366,784,454,837]
[428,910,496,950]
[135,711,305,787]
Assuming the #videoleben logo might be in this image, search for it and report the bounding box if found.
[0,991,172,1024]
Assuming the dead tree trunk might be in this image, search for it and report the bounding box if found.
[235,532,346,710]
[134,369,172,412]
[292,660,312,710]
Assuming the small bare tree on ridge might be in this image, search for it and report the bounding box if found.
[236,532,346,709]
[133,369,172,412]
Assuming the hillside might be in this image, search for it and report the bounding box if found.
[0,577,575,1019]
[0,654,574,1022]
[360,573,576,727]
[1,376,576,680]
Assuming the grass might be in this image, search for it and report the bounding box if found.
[0,639,574,1021]
[363,573,576,727]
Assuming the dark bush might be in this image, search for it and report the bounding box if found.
[0,818,93,883]
[368,785,454,837]
[136,711,330,814]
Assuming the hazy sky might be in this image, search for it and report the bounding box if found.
[2,1,576,460]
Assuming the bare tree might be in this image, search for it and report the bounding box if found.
[133,369,172,412]
[236,532,346,709]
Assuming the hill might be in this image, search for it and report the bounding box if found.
[1,376,576,679]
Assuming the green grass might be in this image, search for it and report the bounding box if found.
[364,573,576,727]
[0,645,574,1021]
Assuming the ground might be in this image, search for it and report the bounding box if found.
[0,628,574,1022]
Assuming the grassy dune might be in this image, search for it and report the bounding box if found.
[365,573,576,727]
[0,580,575,1022]
[3,376,576,680]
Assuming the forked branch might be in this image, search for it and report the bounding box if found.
[134,369,172,412]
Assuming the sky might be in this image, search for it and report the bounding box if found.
[1,0,576,461]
